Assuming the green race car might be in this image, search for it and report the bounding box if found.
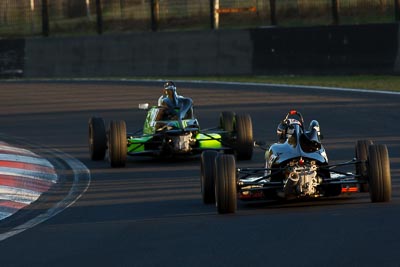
[88,99,253,168]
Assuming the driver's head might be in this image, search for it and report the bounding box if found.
[277,118,300,142]
[163,81,177,100]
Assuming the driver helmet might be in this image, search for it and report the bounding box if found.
[277,118,301,142]
[163,81,178,103]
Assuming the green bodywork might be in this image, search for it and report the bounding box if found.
[196,133,222,149]
[127,106,223,154]
[127,132,222,153]
[127,136,152,153]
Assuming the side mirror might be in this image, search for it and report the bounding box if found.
[138,103,149,110]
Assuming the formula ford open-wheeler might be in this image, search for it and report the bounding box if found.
[88,100,253,168]
[201,110,392,214]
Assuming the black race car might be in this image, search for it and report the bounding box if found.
[201,110,392,214]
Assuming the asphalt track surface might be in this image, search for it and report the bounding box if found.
[0,80,399,267]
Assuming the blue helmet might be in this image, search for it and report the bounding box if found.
[161,81,179,107]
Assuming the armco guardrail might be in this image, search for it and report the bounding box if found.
[1,23,399,78]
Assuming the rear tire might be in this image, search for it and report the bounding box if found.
[368,144,391,202]
[219,111,235,154]
[355,140,373,192]
[215,154,237,214]
[235,114,253,160]
[200,151,218,204]
[88,117,107,161]
[108,120,127,168]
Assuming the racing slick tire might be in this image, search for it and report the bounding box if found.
[108,120,127,168]
[215,154,237,214]
[355,140,373,192]
[235,114,253,160]
[219,111,236,155]
[219,111,235,132]
[89,117,107,161]
[200,151,218,204]
[368,144,391,202]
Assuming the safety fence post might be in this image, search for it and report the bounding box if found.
[95,0,103,34]
[210,0,219,29]
[41,0,49,36]
[269,0,277,25]
[332,0,340,25]
[151,0,160,31]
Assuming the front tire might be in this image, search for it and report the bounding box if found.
[215,154,237,214]
[88,117,107,161]
[355,140,373,192]
[368,144,391,202]
[200,151,218,204]
[235,114,253,160]
[108,120,127,168]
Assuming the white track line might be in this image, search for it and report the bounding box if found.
[171,79,400,96]
[4,78,400,96]
[0,150,57,220]
[0,149,90,242]
[55,78,400,96]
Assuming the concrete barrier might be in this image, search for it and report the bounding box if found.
[24,30,253,77]
[6,23,400,77]
[395,24,400,73]
[251,23,399,75]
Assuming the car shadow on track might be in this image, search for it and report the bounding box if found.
[239,194,371,211]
